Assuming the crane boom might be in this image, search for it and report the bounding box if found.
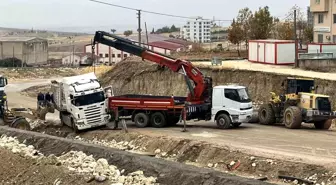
[93,31,212,105]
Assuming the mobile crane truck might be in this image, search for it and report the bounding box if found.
[93,31,253,129]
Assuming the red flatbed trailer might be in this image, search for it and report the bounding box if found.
[108,94,187,128]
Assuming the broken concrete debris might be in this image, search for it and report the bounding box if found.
[0,134,158,185]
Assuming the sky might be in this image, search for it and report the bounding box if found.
[0,0,309,33]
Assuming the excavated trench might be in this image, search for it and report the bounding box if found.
[0,126,273,185]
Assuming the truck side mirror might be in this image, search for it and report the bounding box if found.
[5,78,7,85]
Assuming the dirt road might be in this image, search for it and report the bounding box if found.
[7,79,336,169]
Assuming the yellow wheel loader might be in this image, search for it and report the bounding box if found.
[258,77,336,129]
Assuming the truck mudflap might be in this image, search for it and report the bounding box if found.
[305,110,336,122]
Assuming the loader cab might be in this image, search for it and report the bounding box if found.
[0,76,8,88]
[282,77,315,95]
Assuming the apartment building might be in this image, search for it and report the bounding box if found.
[180,17,213,43]
[307,6,314,27]
[310,0,336,43]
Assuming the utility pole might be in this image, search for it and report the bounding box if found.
[294,9,298,68]
[137,10,142,46]
[145,22,149,47]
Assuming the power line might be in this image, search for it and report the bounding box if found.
[89,0,231,22]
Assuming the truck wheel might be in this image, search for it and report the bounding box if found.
[284,106,302,129]
[314,119,332,130]
[258,104,275,125]
[134,112,149,128]
[59,112,65,126]
[216,114,231,129]
[150,112,167,128]
[71,118,79,133]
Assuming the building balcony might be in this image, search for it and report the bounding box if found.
[310,0,329,12]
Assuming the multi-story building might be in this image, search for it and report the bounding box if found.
[180,17,212,43]
[307,6,314,27]
[310,0,336,43]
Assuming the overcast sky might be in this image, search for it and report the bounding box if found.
[0,0,309,33]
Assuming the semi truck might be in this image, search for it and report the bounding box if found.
[93,31,253,129]
[51,72,110,131]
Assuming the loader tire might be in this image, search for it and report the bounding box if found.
[314,119,332,130]
[258,104,275,125]
[150,112,167,128]
[134,112,149,128]
[284,106,302,129]
[11,118,31,131]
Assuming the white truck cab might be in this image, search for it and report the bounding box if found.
[51,73,110,131]
[211,85,253,128]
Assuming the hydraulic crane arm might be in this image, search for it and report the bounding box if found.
[93,31,212,104]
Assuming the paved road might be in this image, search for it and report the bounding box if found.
[5,79,336,167]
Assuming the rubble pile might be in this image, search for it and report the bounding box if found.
[74,136,147,152]
[0,135,158,185]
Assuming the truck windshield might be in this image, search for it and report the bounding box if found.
[237,88,251,102]
[72,92,105,106]
[224,88,251,103]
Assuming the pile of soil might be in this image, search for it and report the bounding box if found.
[0,149,107,185]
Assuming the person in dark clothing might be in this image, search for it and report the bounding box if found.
[50,93,54,103]
[45,92,51,102]
[37,92,45,107]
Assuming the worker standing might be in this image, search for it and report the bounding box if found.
[37,92,44,107]
[45,92,51,106]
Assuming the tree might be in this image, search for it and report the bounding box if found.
[123,30,133,37]
[237,7,252,49]
[277,22,294,40]
[285,5,306,40]
[249,6,274,39]
[304,25,314,43]
[111,29,116,34]
[151,28,155,34]
[228,19,244,56]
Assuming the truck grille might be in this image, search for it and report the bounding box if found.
[84,105,102,124]
[316,97,331,112]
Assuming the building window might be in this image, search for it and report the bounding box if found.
[315,0,320,4]
[99,53,103,57]
[112,54,115,58]
[318,14,324,23]
[117,54,121,58]
[318,34,323,43]
[105,53,109,57]
[334,14,336,24]
[333,35,336,43]
[124,54,127,58]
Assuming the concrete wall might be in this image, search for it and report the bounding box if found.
[0,42,23,60]
[22,40,48,64]
[299,59,336,72]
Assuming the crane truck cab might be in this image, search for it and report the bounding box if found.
[51,72,110,132]
[211,85,253,128]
